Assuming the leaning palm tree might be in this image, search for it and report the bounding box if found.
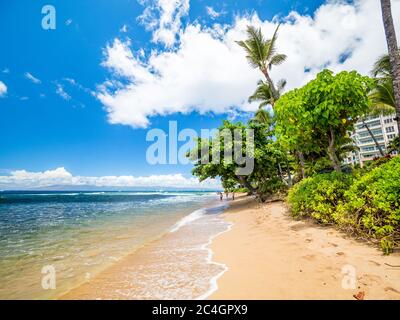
[380,0,400,146]
[237,25,286,103]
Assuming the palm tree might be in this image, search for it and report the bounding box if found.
[387,136,400,154]
[248,79,286,108]
[380,0,400,147]
[248,79,293,185]
[237,25,286,102]
[248,79,286,125]
[369,50,399,110]
[365,51,398,156]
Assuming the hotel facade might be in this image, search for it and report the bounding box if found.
[344,114,399,166]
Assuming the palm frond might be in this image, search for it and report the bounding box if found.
[269,54,287,68]
[254,108,273,125]
[368,79,396,115]
[248,80,273,106]
[265,24,281,62]
[276,79,287,93]
[370,49,400,77]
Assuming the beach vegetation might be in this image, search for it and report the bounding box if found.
[287,156,400,253]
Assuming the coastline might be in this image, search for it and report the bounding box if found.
[59,197,230,300]
[209,195,400,300]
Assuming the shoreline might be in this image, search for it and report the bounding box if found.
[209,195,400,299]
[59,197,229,300]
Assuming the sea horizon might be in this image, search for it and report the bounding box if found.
[0,190,229,299]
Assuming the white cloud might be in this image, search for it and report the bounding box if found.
[0,167,220,189]
[24,72,41,84]
[55,83,71,100]
[138,0,190,47]
[206,6,223,19]
[2,68,9,74]
[65,19,73,26]
[0,81,7,97]
[97,0,400,128]
[120,24,128,33]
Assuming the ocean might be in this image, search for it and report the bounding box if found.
[0,191,230,299]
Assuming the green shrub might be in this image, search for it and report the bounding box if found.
[287,171,353,223]
[342,156,400,254]
[288,156,400,254]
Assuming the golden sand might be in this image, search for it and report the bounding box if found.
[210,195,400,300]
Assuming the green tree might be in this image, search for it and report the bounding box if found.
[189,120,285,199]
[275,70,374,172]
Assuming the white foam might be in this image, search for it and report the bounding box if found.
[195,218,233,300]
[169,208,206,233]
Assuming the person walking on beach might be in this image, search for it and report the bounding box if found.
[219,192,223,201]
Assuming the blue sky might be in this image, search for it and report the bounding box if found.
[0,0,397,189]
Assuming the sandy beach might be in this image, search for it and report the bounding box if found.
[210,195,400,300]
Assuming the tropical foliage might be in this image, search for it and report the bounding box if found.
[288,157,400,254]
[190,24,400,253]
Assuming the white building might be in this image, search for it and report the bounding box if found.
[344,114,399,166]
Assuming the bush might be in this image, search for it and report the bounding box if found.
[342,156,400,254]
[287,171,353,224]
[287,156,400,254]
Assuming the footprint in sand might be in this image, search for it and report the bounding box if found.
[359,274,382,285]
[302,254,316,261]
[368,260,381,266]
[384,287,400,294]
[328,242,338,247]
[290,223,308,231]
[336,252,345,256]
[305,238,313,243]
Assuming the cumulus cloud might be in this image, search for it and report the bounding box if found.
[0,167,220,189]
[0,81,7,97]
[97,0,400,128]
[138,0,190,47]
[24,72,41,84]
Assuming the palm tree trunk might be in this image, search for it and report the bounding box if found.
[327,128,342,172]
[262,69,279,103]
[361,120,385,156]
[380,0,400,149]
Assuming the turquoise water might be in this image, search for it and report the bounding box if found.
[0,191,217,299]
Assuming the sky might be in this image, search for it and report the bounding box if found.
[0,0,399,189]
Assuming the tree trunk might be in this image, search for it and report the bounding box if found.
[285,157,292,186]
[237,176,256,194]
[380,0,400,150]
[296,150,306,179]
[262,69,279,103]
[361,119,385,156]
[277,163,283,180]
[327,128,342,172]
